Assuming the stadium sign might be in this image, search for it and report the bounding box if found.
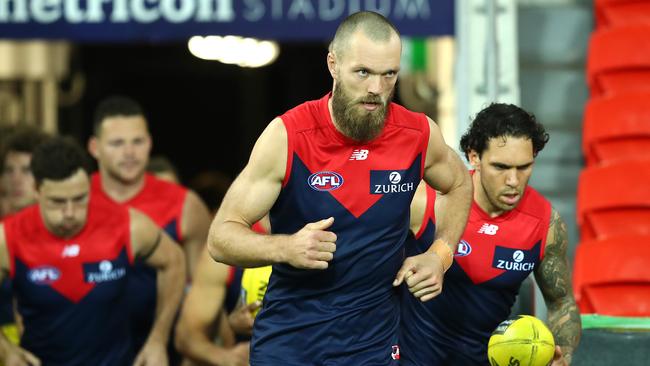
[0,0,453,41]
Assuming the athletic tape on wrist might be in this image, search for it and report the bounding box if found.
[431,239,454,272]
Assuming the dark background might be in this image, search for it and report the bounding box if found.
[59,41,336,182]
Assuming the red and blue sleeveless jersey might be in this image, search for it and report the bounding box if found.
[250,94,430,365]
[90,172,187,354]
[90,173,187,240]
[400,183,551,365]
[4,199,134,365]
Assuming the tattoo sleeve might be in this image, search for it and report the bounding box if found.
[534,209,582,364]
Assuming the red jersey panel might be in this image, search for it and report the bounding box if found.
[400,182,552,365]
[4,198,134,365]
[90,173,187,242]
[457,185,551,287]
[252,94,430,365]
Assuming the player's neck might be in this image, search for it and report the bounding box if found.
[99,168,146,203]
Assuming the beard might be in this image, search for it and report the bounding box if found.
[331,80,393,142]
[106,161,146,185]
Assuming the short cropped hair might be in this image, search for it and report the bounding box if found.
[93,95,146,136]
[460,103,549,160]
[329,11,400,59]
[31,136,91,187]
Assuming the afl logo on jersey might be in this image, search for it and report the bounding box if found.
[308,171,344,191]
[28,266,61,284]
[455,240,472,257]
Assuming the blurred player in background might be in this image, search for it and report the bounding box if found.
[400,103,581,366]
[0,137,186,365]
[1,127,51,215]
[176,220,270,366]
[0,126,51,348]
[147,155,181,184]
[88,96,211,363]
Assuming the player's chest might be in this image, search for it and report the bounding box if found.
[452,216,544,285]
[14,238,130,304]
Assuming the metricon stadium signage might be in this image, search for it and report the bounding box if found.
[0,0,453,41]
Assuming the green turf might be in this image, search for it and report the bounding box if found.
[582,314,650,331]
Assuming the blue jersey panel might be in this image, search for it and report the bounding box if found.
[0,279,12,325]
[251,155,422,365]
[15,249,133,366]
[125,218,180,359]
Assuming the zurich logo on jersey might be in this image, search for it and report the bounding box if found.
[455,240,472,257]
[28,266,61,284]
[308,171,344,191]
[370,169,415,194]
[492,246,538,272]
[85,259,127,284]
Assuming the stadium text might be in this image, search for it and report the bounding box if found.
[0,0,432,24]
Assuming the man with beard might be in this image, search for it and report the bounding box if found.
[400,103,581,365]
[206,11,473,365]
[87,96,211,364]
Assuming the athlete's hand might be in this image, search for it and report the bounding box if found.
[2,343,41,366]
[549,345,569,366]
[220,342,250,366]
[393,251,444,302]
[133,339,167,366]
[286,217,337,269]
[228,300,261,336]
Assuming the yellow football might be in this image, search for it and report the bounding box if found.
[488,315,555,366]
[240,266,272,317]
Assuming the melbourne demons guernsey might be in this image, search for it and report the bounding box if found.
[250,94,430,365]
[4,199,134,365]
[90,173,187,350]
[400,183,551,365]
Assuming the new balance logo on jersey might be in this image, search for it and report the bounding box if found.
[61,244,80,258]
[349,149,369,160]
[478,223,499,235]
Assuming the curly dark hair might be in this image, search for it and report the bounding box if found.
[31,136,91,187]
[459,103,549,160]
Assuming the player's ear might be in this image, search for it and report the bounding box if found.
[468,150,481,170]
[88,137,99,159]
[327,52,337,79]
